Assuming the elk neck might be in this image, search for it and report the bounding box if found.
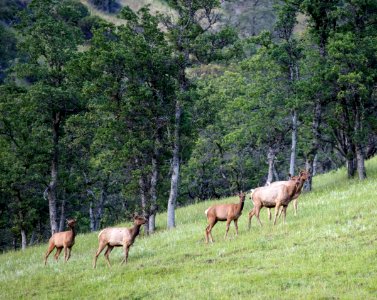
[130,223,142,240]
[237,197,245,213]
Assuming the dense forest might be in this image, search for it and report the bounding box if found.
[0,0,376,251]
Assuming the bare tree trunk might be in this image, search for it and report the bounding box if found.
[58,196,66,232]
[354,104,366,180]
[139,175,149,234]
[273,164,279,181]
[305,100,322,191]
[312,154,318,176]
[266,146,275,184]
[346,156,356,178]
[289,109,297,176]
[21,229,26,251]
[355,144,366,179]
[167,100,182,229]
[29,231,36,246]
[16,191,27,250]
[47,112,61,234]
[89,198,95,232]
[95,189,106,230]
[149,137,160,233]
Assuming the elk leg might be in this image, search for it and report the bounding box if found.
[66,247,72,262]
[205,224,210,244]
[255,207,263,227]
[234,219,239,236]
[44,243,55,265]
[120,245,130,265]
[277,206,284,219]
[282,206,287,224]
[104,245,114,267]
[207,220,216,243]
[248,209,255,230]
[209,225,215,243]
[293,199,298,216]
[273,204,281,225]
[224,219,231,239]
[55,247,63,262]
[64,247,68,262]
[93,242,107,268]
[267,208,271,220]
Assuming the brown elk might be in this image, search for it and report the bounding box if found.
[93,215,147,268]
[248,175,301,228]
[266,170,310,219]
[44,219,77,265]
[205,191,246,243]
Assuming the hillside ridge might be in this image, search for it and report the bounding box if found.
[0,156,376,299]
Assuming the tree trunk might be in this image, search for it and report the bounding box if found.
[89,198,95,232]
[289,109,297,176]
[273,164,280,181]
[16,191,27,250]
[149,136,160,233]
[21,229,26,250]
[139,175,149,234]
[312,154,318,176]
[266,146,275,184]
[305,100,322,191]
[354,102,366,180]
[95,189,106,230]
[355,144,366,179]
[29,231,36,246]
[346,157,356,178]
[47,112,61,234]
[58,196,66,232]
[167,100,182,229]
[346,136,356,178]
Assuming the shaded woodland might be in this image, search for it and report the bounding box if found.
[0,0,376,251]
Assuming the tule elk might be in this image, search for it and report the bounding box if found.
[44,219,77,265]
[205,191,246,243]
[248,175,301,228]
[266,170,310,220]
[93,215,147,268]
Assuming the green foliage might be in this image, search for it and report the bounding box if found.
[0,0,376,250]
[0,24,17,82]
[0,84,50,246]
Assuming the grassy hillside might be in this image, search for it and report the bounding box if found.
[1,158,377,299]
[79,0,173,25]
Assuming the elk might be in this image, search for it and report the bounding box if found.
[248,175,301,228]
[266,170,310,220]
[93,215,147,268]
[44,219,77,265]
[205,191,246,243]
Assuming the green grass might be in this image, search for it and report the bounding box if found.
[1,158,377,299]
[79,0,174,26]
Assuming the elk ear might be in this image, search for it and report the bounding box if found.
[288,173,292,179]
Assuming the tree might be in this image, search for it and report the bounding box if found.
[326,0,377,179]
[274,2,304,176]
[299,0,339,189]
[161,0,237,228]
[15,0,89,234]
[69,6,178,233]
[0,84,49,249]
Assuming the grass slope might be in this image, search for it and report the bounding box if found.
[79,0,173,26]
[1,158,377,299]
